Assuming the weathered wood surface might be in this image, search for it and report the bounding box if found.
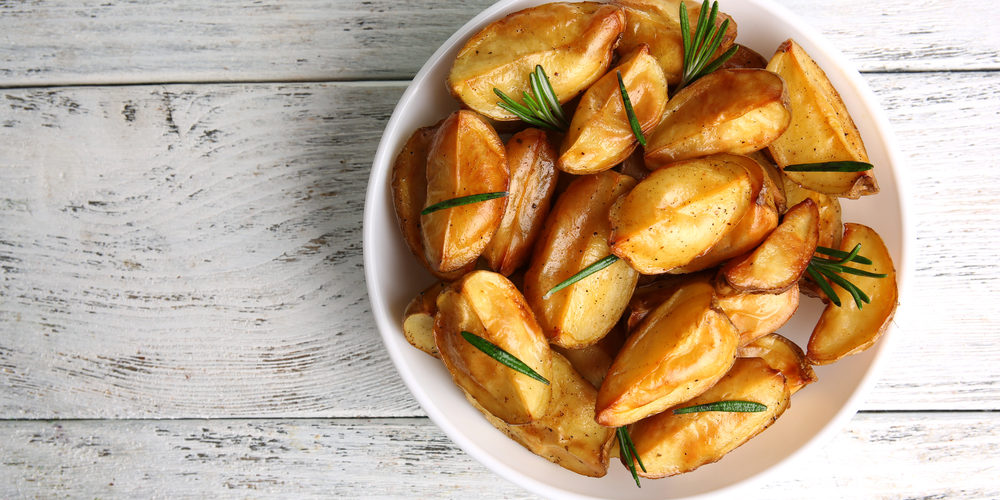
[2,413,997,499]
[0,0,998,87]
[1,72,999,418]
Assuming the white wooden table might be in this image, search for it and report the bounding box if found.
[1,1,998,498]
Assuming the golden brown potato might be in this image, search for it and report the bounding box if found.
[448,2,624,121]
[434,271,552,424]
[747,150,787,212]
[644,69,791,167]
[483,129,559,276]
[524,171,639,349]
[466,353,616,477]
[609,154,754,274]
[739,333,816,395]
[715,280,800,346]
[624,273,703,331]
[596,281,739,427]
[766,39,878,198]
[723,199,820,293]
[627,357,790,477]
[402,281,447,357]
[558,44,668,175]
[808,223,898,365]
[421,110,509,273]
[781,172,843,249]
[552,322,628,388]
[721,44,768,70]
[614,0,736,86]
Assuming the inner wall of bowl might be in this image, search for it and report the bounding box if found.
[365,0,905,498]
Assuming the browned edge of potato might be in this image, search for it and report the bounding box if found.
[739,333,816,395]
[715,279,800,346]
[402,281,447,357]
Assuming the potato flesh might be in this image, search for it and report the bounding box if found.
[723,198,820,293]
[808,223,898,365]
[780,172,842,249]
[484,129,559,276]
[715,281,800,346]
[434,271,552,424]
[448,2,624,121]
[421,110,509,273]
[596,282,739,427]
[627,357,790,478]
[609,154,753,274]
[766,39,878,198]
[739,333,816,395]
[558,44,668,174]
[402,281,447,358]
[524,171,639,348]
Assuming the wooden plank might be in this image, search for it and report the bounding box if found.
[0,0,997,87]
[1,71,999,418]
[1,413,997,499]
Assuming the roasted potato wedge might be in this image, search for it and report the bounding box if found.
[434,271,552,424]
[524,171,639,348]
[747,150,787,212]
[781,172,842,249]
[723,199,820,293]
[448,2,624,121]
[627,357,790,477]
[721,43,768,70]
[552,322,627,388]
[609,154,754,274]
[466,352,615,477]
[559,44,668,175]
[739,333,816,395]
[614,0,736,86]
[596,281,739,427]
[402,281,447,357]
[766,39,878,198]
[715,280,800,346]
[808,223,898,365]
[484,129,559,276]
[644,69,791,168]
[421,110,509,273]
[624,273,704,331]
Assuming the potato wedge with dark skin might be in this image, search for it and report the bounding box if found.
[421,110,508,274]
[524,171,639,349]
[448,2,624,121]
[723,199,820,293]
[484,129,559,276]
[721,44,768,70]
[552,321,627,388]
[435,271,552,424]
[644,69,791,168]
[558,44,668,175]
[739,333,816,395]
[465,352,616,477]
[609,154,754,274]
[715,279,800,346]
[596,281,739,427]
[626,357,790,477]
[766,39,878,198]
[402,281,447,358]
[808,223,898,365]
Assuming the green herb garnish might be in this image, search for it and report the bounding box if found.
[807,243,887,309]
[460,331,549,385]
[673,400,767,414]
[617,71,646,147]
[617,426,646,488]
[543,255,620,299]
[678,0,738,91]
[420,192,508,216]
[494,65,567,131]
[783,161,874,172]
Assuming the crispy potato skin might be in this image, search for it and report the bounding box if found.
[596,281,739,427]
[484,129,559,276]
[402,281,447,358]
[715,280,800,346]
[466,353,616,477]
[645,69,791,167]
[448,2,624,121]
[421,110,509,273]
[721,44,768,70]
[558,44,668,174]
[434,271,552,424]
[766,39,878,198]
[609,154,754,274]
[524,171,639,348]
[739,333,816,395]
[627,357,790,478]
[807,223,898,365]
[723,199,820,293]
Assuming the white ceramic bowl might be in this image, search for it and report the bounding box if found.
[364,1,911,498]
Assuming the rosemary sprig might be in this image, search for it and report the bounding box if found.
[673,400,767,414]
[460,331,550,385]
[617,426,646,488]
[617,71,646,147]
[494,65,567,131]
[807,243,887,308]
[420,192,508,216]
[678,1,738,91]
[543,255,620,299]
[783,161,874,172]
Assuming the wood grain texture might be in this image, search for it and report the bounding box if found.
[0,0,998,87]
[1,414,997,499]
[1,72,998,418]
